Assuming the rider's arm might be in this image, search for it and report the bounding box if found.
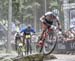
[20,28,26,33]
[56,16,61,30]
[30,28,35,33]
[40,15,45,22]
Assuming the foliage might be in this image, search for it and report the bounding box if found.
[0,0,64,30]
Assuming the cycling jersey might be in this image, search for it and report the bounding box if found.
[20,28,35,35]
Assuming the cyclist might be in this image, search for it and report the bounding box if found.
[38,11,61,45]
[20,24,35,43]
[20,24,35,54]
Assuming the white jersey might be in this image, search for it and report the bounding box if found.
[40,11,61,29]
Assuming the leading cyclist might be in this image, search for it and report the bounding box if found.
[39,11,62,42]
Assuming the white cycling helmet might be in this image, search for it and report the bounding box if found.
[45,12,53,16]
[45,11,57,16]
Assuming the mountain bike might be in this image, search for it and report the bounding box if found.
[15,32,25,56]
[36,25,58,55]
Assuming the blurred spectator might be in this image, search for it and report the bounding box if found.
[64,30,75,42]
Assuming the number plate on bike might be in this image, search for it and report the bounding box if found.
[18,43,23,46]
[25,35,31,38]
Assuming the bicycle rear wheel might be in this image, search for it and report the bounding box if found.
[43,32,57,55]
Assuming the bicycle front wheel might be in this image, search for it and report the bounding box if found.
[43,32,57,55]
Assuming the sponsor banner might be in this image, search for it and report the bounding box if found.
[70,9,75,28]
[55,41,75,52]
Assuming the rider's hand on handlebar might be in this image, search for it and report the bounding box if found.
[59,28,62,31]
[51,25,57,30]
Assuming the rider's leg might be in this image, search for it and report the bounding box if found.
[29,39,32,54]
[27,40,29,55]
[40,22,48,39]
[37,22,48,47]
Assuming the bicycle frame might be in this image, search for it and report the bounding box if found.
[37,27,53,47]
[37,26,57,55]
